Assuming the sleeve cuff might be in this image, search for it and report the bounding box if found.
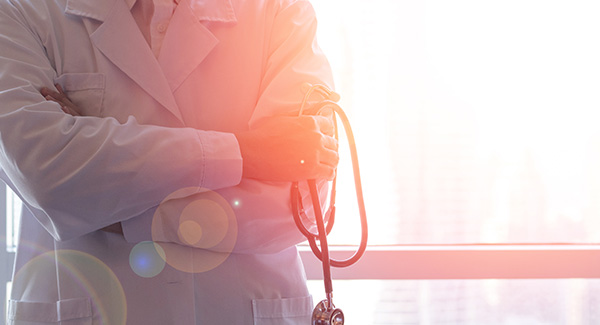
[198,131,243,190]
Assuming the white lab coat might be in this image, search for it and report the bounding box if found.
[0,0,333,323]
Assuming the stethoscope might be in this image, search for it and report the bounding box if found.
[291,83,368,325]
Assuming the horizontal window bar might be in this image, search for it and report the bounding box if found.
[299,245,600,280]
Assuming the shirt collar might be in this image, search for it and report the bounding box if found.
[183,0,237,23]
[125,0,181,10]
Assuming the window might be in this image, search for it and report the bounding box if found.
[3,1,600,324]
[312,0,600,246]
[303,0,600,324]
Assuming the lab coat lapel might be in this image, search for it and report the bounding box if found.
[158,0,237,92]
[66,0,185,123]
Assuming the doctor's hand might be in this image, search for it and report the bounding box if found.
[41,84,81,116]
[235,115,338,182]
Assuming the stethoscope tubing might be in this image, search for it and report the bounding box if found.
[292,99,369,269]
[292,84,368,323]
[307,178,334,295]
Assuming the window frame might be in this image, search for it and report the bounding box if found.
[1,185,10,325]
[300,245,600,280]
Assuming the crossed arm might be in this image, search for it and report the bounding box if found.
[41,85,339,183]
[41,85,339,236]
[1,0,335,248]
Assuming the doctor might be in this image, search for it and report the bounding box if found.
[0,0,337,323]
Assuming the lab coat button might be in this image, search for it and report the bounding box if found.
[157,23,167,33]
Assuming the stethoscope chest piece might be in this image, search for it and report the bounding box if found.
[312,299,344,325]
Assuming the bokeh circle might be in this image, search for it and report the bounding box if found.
[151,187,238,273]
[12,249,127,324]
[129,241,166,278]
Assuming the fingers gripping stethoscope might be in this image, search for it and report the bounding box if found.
[291,83,368,325]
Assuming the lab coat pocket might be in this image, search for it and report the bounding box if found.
[252,295,313,325]
[7,298,92,325]
[54,73,105,117]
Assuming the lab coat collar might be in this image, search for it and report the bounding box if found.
[124,0,136,10]
[65,0,237,23]
[157,0,220,92]
[64,0,113,21]
[67,0,185,123]
[63,0,237,122]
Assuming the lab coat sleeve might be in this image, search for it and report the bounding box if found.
[122,0,335,254]
[0,3,242,242]
[250,0,335,124]
[237,0,336,252]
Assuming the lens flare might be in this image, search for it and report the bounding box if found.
[12,250,127,324]
[129,241,166,278]
[178,220,203,246]
[178,199,228,248]
[152,187,238,273]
